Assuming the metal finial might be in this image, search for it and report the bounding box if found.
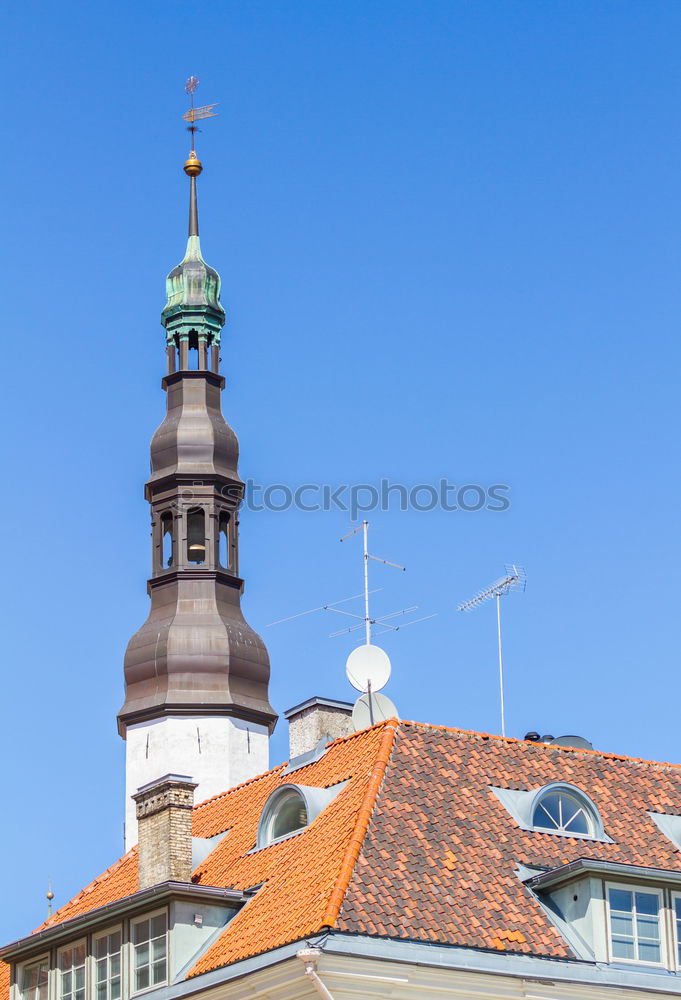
[181,75,218,173]
[46,877,54,917]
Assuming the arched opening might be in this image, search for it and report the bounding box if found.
[187,330,200,370]
[187,507,206,564]
[218,512,230,569]
[161,512,174,568]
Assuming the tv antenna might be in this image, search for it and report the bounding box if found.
[268,521,435,727]
[458,564,526,738]
[182,76,218,153]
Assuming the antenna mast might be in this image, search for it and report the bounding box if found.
[458,565,526,737]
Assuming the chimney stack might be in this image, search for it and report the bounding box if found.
[284,697,354,759]
[133,774,197,889]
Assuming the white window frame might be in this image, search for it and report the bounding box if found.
[92,925,123,1000]
[669,890,681,970]
[605,882,666,967]
[19,956,50,1000]
[57,939,87,1000]
[129,909,169,996]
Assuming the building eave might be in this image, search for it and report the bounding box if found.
[0,883,246,963]
[523,858,681,892]
[89,932,681,1000]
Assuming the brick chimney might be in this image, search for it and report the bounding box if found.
[132,774,197,889]
[284,697,354,759]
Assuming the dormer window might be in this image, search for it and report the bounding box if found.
[22,960,48,1000]
[258,787,308,846]
[492,781,609,841]
[131,912,167,993]
[607,885,663,965]
[531,786,595,836]
[256,782,348,849]
[58,942,86,1000]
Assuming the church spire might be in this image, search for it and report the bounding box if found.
[118,92,277,848]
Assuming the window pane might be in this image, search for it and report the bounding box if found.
[135,944,149,969]
[111,979,121,1000]
[151,914,166,939]
[74,945,86,966]
[110,932,121,953]
[635,892,659,917]
[152,962,166,986]
[609,889,633,913]
[563,808,589,834]
[611,914,633,936]
[133,921,149,945]
[612,937,636,960]
[637,915,660,940]
[135,968,149,993]
[96,939,106,960]
[639,941,661,963]
[62,972,72,994]
[152,937,166,961]
[110,955,120,978]
[96,984,107,1000]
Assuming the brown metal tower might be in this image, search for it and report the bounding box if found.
[117,137,277,845]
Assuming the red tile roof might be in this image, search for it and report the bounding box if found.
[6,720,681,990]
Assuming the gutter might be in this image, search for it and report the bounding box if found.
[523,858,681,892]
[0,883,246,961]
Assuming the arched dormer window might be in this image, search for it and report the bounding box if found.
[256,782,348,849]
[531,783,601,838]
[259,787,308,845]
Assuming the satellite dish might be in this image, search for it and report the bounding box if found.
[345,643,391,693]
[352,692,399,731]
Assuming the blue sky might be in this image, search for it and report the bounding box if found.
[2,0,680,942]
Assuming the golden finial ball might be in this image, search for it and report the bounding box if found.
[184,152,203,177]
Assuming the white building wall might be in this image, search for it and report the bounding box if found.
[125,715,269,849]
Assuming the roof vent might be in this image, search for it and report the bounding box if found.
[524,732,593,751]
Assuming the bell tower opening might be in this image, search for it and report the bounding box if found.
[218,511,230,570]
[186,507,206,564]
[161,512,174,568]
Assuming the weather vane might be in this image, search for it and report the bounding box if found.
[182,76,218,155]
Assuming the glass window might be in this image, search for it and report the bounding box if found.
[532,789,592,835]
[608,887,662,964]
[262,788,308,845]
[94,930,122,1000]
[22,960,48,1000]
[59,943,86,1000]
[673,894,681,966]
[132,912,168,993]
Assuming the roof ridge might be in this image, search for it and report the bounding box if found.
[193,720,394,812]
[320,718,398,929]
[194,719,397,811]
[401,719,681,770]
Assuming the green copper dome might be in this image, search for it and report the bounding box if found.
[161,173,225,346]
